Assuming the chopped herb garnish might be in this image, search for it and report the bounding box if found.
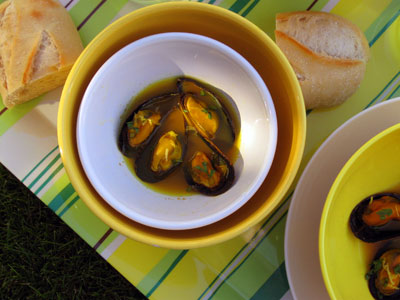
[133,127,139,133]
[382,277,389,287]
[129,132,136,139]
[183,109,189,113]
[208,106,218,111]
[377,208,393,220]
[200,89,206,96]
[202,108,212,119]
[209,169,215,178]
[365,259,383,280]
[394,264,400,274]
[127,121,134,129]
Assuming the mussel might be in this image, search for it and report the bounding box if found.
[177,78,236,154]
[118,93,179,158]
[134,108,187,183]
[118,77,237,195]
[366,239,400,299]
[350,193,400,243]
[183,129,234,196]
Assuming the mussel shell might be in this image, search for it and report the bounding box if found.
[177,77,236,153]
[368,239,400,300]
[349,192,400,243]
[118,93,179,158]
[134,108,187,183]
[183,131,234,196]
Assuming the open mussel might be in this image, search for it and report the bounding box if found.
[366,239,400,300]
[350,192,400,243]
[177,78,236,154]
[183,129,234,196]
[118,93,179,158]
[134,107,187,183]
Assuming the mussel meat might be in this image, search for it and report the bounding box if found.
[134,108,187,183]
[366,240,400,299]
[178,78,235,153]
[350,193,400,243]
[183,130,234,196]
[118,93,179,158]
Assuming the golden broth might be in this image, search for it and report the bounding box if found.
[120,76,241,196]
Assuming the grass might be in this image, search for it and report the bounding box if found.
[0,164,147,300]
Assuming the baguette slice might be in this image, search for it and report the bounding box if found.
[275,11,369,109]
[0,0,83,108]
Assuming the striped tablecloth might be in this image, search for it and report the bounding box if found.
[1,0,399,299]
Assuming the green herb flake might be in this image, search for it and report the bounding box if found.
[394,264,400,274]
[377,208,393,220]
[382,277,389,287]
[365,259,383,280]
[208,106,218,111]
[209,169,215,179]
[200,89,206,96]
[183,109,189,113]
[202,108,212,119]
[129,132,136,139]
[127,121,134,129]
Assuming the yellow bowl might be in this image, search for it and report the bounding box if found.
[58,2,306,249]
[320,122,400,299]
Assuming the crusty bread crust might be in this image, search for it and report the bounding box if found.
[275,11,369,109]
[0,0,83,108]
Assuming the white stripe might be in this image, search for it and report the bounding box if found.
[213,0,224,6]
[321,0,340,12]
[280,290,294,300]
[201,200,290,300]
[375,76,400,104]
[100,234,127,259]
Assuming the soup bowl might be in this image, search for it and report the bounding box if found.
[58,2,306,248]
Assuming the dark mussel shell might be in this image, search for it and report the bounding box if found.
[349,192,400,243]
[134,107,187,183]
[183,130,234,196]
[367,239,400,300]
[118,93,179,158]
[177,77,236,154]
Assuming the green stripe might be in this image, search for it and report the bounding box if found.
[365,71,400,108]
[241,0,259,17]
[78,0,129,46]
[209,212,287,299]
[27,154,61,189]
[250,262,289,300]
[0,96,43,137]
[21,145,59,183]
[229,0,251,13]
[364,0,400,43]
[58,195,80,217]
[48,183,76,212]
[369,9,400,47]
[33,163,64,195]
[387,83,400,100]
[198,192,292,300]
[137,250,188,294]
[146,250,189,298]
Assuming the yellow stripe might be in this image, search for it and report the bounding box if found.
[149,236,248,299]
[107,238,170,285]
[330,0,392,31]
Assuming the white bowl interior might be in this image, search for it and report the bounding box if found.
[77,32,277,230]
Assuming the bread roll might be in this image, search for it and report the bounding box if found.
[275,11,369,109]
[0,0,83,108]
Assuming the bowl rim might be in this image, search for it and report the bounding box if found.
[58,1,306,248]
[319,122,400,299]
[76,31,278,230]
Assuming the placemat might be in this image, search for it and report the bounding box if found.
[1,0,399,299]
